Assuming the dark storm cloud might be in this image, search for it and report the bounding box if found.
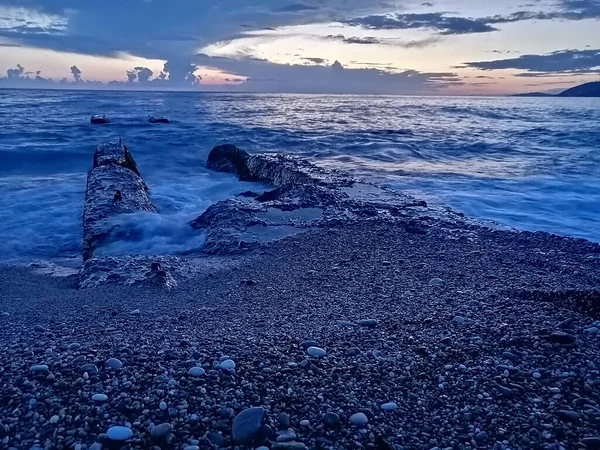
[325,34,441,48]
[460,49,600,75]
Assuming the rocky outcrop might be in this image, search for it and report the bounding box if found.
[191,145,472,255]
[82,141,157,261]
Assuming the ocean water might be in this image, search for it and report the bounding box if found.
[0,89,598,262]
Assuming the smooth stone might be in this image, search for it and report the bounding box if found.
[277,429,297,442]
[80,364,98,374]
[30,365,49,374]
[300,420,310,427]
[105,358,123,369]
[220,359,236,370]
[428,278,443,286]
[68,343,81,350]
[33,325,48,332]
[381,402,398,411]
[349,412,368,426]
[183,447,200,450]
[322,412,340,427]
[92,394,108,402]
[584,327,599,334]
[206,431,224,447]
[345,347,361,356]
[106,426,133,441]
[306,347,326,358]
[189,367,205,377]
[130,309,140,315]
[475,431,488,442]
[452,316,465,325]
[272,442,308,450]
[232,407,265,444]
[359,319,378,328]
[150,423,172,438]
[49,415,59,424]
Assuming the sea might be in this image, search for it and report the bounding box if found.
[0,89,598,263]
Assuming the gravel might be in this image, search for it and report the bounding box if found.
[0,220,599,449]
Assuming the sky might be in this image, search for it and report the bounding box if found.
[0,0,598,94]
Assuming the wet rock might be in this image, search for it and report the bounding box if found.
[557,410,580,422]
[547,331,576,344]
[349,412,368,426]
[107,426,133,441]
[322,412,340,427]
[150,423,172,438]
[307,347,326,358]
[272,442,308,450]
[359,319,378,328]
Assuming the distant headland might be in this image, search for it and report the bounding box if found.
[514,81,600,98]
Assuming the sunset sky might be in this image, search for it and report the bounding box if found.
[0,0,598,94]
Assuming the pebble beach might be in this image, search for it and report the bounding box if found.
[1,219,600,449]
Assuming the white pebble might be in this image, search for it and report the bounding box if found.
[92,394,108,402]
[307,347,327,358]
[189,367,205,377]
[381,402,398,411]
[220,359,236,370]
[349,412,368,426]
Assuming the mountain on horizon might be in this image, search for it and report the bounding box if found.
[514,81,600,97]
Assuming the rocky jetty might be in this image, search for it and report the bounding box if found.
[191,144,471,255]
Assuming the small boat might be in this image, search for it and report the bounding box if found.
[91,114,110,124]
[149,116,169,124]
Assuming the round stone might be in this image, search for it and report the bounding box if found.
[107,426,133,441]
[307,347,326,358]
[30,365,49,374]
[105,358,123,369]
[452,316,465,325]
[322,412,340,427]
[220,359,236,370]
[189,367,205,377]
[300,420,310,427]
[92,394,108,402]
[80,364,98,375]
[349,413,368,426]
[359,319,378,328]
[130,309,140,315]
[381,402,398,411]
[150,423,172,438]
[159,401,167,411]
[429,278,443,286]
[232,407,266,444]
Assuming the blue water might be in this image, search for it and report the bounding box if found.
[0,89,599,262]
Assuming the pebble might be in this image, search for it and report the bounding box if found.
[150,423,172,438]
[300,340,318,349]
[130,309,140,315]
[105,358,123,369]
[80,364,98,375]
[30,364,49,374]
[188,367,205,377]
[452,316,465,325]
[322,412,340,427]
[581,437,600,448]
[349,412,368,426]
[533,372,542,379]
[277,429,297,442]
[548,331,576,344]
[33,325,47,332]
[232,407,265,444]
[584,327,599,334]
[300,420,310,427]
[49,415,59,424]
[91,394,108,402]
[220,359,236,370]
[183,446,200,450]
[272,442,308,450]
[106,426,133,441]
[306,347,326,358]
[475,431,488,442]
[381,402,398,411]
[428,278,443,286]
[359,319,378,328]
[159,401,167,411]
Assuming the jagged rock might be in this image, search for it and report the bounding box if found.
[193,145,436,255]
[83,141,157,260]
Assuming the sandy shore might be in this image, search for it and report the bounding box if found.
[1,219,600,450]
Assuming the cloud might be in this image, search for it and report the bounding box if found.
[302,57,327,64]
[192,53,463,94]
[324,33,441,48]
[344,13,498,35]
[273,3,320,13]
[70,64,81,81]
[460,49,600,75]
